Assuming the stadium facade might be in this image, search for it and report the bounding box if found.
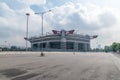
[26,30,97,51]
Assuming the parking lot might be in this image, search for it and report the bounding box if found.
[0,52,120,80]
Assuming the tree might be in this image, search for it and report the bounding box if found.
[104,42,120,53]
[116,43,120,52]
[104,46,112,52]
[111,42,120,52]
[10,46,17,51]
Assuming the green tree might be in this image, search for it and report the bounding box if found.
[111,42,117,52]
[104,46,112,52]
[116,43,120,52]
[111,42,120,52]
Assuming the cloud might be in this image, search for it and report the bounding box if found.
[0,1,53,47]
[98,12,117,27]
[17,0,46,6]
[45,2,119,48]
[0,2,29,46]
[47,2,117,33]
[0,0,119,48]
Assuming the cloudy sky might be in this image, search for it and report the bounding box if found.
[0,0,120,48]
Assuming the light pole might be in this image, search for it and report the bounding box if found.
[26,13,30,51]
[35,10,51,56]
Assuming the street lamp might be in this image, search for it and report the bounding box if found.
[35,10,51,56]
[26,13,30,51]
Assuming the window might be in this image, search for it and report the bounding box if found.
[33,43,38,48]
[66,42,74,49]
[40,43,46,48]
[49,42,61,49]
[78,43,85,51]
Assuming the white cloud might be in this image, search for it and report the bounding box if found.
[0,0,120,48]
[0,2,35,47]
[0,1,52,47]
[47,2,119,48]
[49,2,117,30]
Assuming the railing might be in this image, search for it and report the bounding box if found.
[28,33,93,41]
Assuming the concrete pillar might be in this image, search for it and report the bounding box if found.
[84,44,88,52]
[31,43,34,51]
[61,42,66,51]
[39,43,42,51]
[87,44,90,51]
[38,43,40,51]
[74,42,78,51]
[61,38,66,51]
[46,42,49,49]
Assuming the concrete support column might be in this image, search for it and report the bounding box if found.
[61,38,66,51]
[61,42,66,51]
[74,42,78,51]
[31,43,34,51]
[87,44,90,51]
[84,44,88,52]
[39,43,41,51]
[46,42,49,49]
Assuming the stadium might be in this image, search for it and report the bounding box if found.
[26,30,97,51]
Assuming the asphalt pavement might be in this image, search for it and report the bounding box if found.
[0,52,120,80]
